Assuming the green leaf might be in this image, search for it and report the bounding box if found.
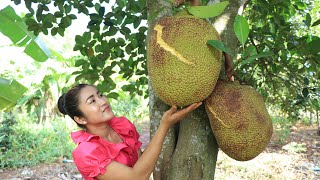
[64,4,72,14]
[303,77,309,85]
[90,13,100,21]
[57,27,65,36]
[99,7,105,18]
[307,39,320,54]
[302,88,308,98]
[0,77,28,111]
[51,27,58,36]
[0,5,50,62]
[311,19,320,27]
[295,2,307,10]
[107,92,119,99]
[68,14,77,20]
[83,32,92,43]
[305,13,311,27]
[241,51,273,65]
[75,59,87,67]
[54,11,63,17]
[187,1,229,19]
[207,40,234,57]
[234,15,249,46]
[24,39,50,62]
[244,45,257,57]
[61,16,72,28]
[106,26,117,36]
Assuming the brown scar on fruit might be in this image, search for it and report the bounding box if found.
[225,91,241,113]
[205,101,231,129]
[154,24,195,65]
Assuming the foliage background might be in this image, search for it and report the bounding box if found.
[0,0,319,170]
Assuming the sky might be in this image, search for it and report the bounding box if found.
[0,0,89,87]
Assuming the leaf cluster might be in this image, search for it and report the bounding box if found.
[10,0,320,118]
[237,0,320,119]
[12,0,148,98]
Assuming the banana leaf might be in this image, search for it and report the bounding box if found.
[0,77,28,111]
[0,5,50,62]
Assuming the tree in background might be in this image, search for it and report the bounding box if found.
[4,0,320,178]
[240,0,320,123]
[7,0,320,120]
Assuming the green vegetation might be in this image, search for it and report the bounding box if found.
[0,112,75,168]
[272,116,292,144]
[0,0,319,177]
[282,142,307,153]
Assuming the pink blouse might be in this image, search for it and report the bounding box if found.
[71,116,142,180]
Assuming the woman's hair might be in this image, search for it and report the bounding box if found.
[57,84,89,128]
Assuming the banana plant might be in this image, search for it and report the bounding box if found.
[0,5,50,111]
[0,5,50,62]
[0,77,27,111]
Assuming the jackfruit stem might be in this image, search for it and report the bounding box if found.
[206,102,231,128]
[154,24,195,65]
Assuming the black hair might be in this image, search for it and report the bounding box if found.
[57,84,89,128]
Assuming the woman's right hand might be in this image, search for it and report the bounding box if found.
[161,102,202,128]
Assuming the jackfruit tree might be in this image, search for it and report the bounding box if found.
[6,0,320,178]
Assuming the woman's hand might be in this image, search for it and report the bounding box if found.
[161,102,202,128]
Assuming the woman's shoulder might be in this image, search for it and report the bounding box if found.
[109,116,140,143]
[72,141,112,179]
[73,140,104,156]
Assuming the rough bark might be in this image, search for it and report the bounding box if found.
[147,1,175,179]
[167,105,218,180]
[147,0,247,179]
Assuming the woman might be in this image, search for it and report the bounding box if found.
[57,84,202,180]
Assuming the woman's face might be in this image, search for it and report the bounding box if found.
[77,86,114,125]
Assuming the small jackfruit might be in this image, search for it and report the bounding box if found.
[147,15,222,106]
[205,80,273,161]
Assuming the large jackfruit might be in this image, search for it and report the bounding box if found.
[205,80,273,161]
[147,15,222,106]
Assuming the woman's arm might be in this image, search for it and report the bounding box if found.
[97,102,202,180]
[138,149,142,158]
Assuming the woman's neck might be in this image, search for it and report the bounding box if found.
[86,123,111,139]
[86,123,122,143]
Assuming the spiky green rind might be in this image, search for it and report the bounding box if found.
[148,15,222,106]
[205,80,273,161]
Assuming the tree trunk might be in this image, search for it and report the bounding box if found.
[147,1,247,179]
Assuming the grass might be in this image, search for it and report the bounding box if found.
[0,115,75,168]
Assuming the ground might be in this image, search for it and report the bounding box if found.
[0,123,319,180]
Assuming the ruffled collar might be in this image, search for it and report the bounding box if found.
[70,116,137,148]
[71,116,141,164]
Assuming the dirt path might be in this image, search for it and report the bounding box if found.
[0,124,319,180]
[215,125,320,179]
